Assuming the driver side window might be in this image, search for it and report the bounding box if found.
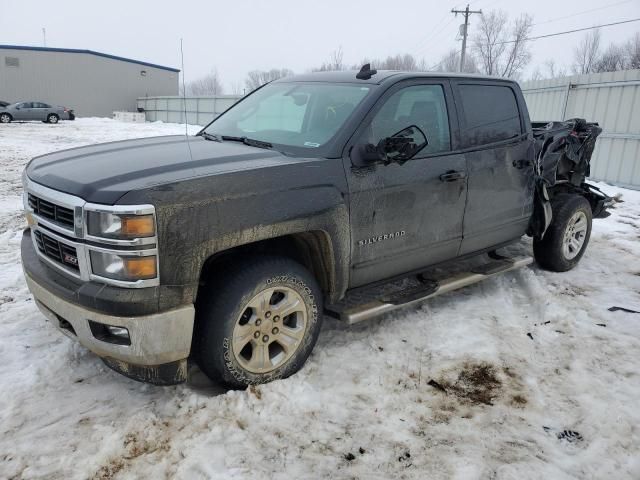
[366,84,451,156]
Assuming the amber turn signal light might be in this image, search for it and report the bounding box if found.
[121,215,155,237]
[124,256,157,279]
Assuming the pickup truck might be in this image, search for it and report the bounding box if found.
[21,66,609,387]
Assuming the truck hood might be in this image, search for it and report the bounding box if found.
[26,135,293,204]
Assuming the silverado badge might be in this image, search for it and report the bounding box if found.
[358,230,405,247]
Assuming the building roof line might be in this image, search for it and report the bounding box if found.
[0,44,180,73]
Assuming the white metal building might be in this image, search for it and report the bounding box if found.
[0,45,179,117]
[521,69,640,190]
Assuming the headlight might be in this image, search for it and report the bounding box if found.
[87,211,155,239]
[90,251,157,281]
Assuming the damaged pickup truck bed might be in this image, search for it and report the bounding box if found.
[21,66,609,387]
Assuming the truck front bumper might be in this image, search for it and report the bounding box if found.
[22,231,195,385]
[25,272,194,384]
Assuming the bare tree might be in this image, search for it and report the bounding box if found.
[230,81,245,96]
[185,70,224,96]
[625,32,640,70]
[244,68,294,91]
[472,10,533,78]
[313,47,346,71]
[544,59,567,78]
[356,53,427,71]
[435,48,478,73]
[572,30,601,74]
[594,43,627,73]
[529,67,543,81]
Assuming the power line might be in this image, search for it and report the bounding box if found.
[426,16,639,71]
[428,49,462,71]
[413,13,458,58]
[500,17,640,45]
[532,0,634,27]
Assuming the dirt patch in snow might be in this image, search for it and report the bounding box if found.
[436,361,503,406]
[429,361,528,410]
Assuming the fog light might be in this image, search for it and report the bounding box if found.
[106,325,130,339]
[88,320,131,346]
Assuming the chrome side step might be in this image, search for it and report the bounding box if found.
[327,256,533,324]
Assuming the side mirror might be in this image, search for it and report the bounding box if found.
[350,125,428,168]
[378,125,427,165]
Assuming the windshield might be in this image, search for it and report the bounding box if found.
[202,82,371,150]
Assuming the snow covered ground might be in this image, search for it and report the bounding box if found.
[1,118,639,479]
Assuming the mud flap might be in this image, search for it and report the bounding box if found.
[582,183,612,219]
[102,357,188,385]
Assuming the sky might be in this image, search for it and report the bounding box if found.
[1,0,639,92]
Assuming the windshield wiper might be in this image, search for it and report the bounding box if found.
[199,132,273,150]
[199,132,223,142]
[221,135,273,150]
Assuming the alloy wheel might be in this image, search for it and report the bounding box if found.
[562,211,588,260]
[231,286,308,374]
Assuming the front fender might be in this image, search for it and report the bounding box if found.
[118,161,351,303]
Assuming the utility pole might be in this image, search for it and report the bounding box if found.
[42,28,47,47]
[452,4,482,73]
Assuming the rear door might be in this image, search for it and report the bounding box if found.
[32,102,51,121]
[451,81,534,255]
[344,79,467,287]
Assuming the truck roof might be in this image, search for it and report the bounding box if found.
[275,70,516,85]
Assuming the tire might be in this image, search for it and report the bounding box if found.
[533,194,592,272]
[47,114,59,124]
[194,256,323,388]
[0,113,11,124]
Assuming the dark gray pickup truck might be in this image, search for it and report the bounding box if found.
[21,66,609,387]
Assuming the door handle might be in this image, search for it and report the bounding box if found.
[439,170,467,182]
[512,159,531,169]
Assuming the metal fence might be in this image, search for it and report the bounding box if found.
[136,95,242,126]
[520,69,640,189]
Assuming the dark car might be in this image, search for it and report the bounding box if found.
[0,100,10,108]
[20,67,608,387]
[0,101,75,124]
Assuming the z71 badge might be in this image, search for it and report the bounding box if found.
[63,253,79,266]
[358,230,405,247]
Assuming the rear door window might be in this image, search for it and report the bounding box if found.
[458,84,521,147]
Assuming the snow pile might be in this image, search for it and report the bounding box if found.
[1,118,639,479]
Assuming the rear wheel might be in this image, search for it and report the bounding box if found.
[533,194,592,272]
[0,113,11,123]
[194,256,323,388]
[47,114,59,124]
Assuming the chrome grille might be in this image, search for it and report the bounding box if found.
[28,193,75,229]
[34,230,80,271]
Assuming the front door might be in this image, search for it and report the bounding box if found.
[344,80,468,288]
[13,102,33,120]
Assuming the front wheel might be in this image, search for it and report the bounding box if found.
[533,194,592,272]
[194,256,323,388]
[0,113,11,123]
